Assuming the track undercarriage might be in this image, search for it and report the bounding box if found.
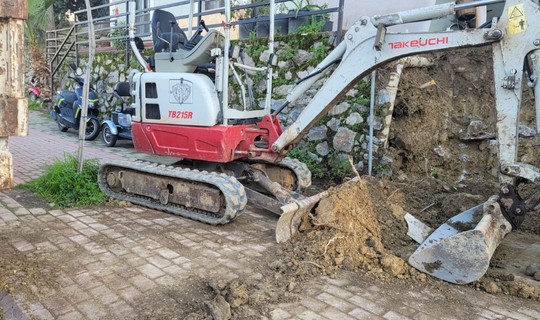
[98,158,311,224]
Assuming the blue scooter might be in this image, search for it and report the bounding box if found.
[51,75,101,141]
[101,82,133,147]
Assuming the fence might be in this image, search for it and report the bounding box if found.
[45,0,343,94]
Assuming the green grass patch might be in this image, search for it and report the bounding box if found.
[22,155,106,207]
[28,100,42,111]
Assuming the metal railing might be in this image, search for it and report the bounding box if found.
[45,0,343,93]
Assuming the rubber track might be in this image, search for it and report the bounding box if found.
[98,160,247,225]
[275,157,312,192]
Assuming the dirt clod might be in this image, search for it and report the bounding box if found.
[205,295,231,320]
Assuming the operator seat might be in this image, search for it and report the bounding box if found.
[151,9,187,53]
[153,29,224,73]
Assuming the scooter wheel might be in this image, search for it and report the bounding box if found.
[101,123,118,147]
[58,122,68,132]
[84,118,100,141]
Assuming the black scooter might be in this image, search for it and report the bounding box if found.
[51,75,101,141]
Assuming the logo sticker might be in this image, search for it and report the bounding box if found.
[169,78,193,104]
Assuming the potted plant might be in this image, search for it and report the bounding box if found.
[253,1,289,38]
[288,0,330,33]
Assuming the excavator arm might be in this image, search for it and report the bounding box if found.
[275,0,540,284]
[272,0,539,153]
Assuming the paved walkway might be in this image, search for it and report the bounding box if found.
[0,111,539,319]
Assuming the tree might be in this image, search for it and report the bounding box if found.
[53,0,108,28]
[26,0,56,99]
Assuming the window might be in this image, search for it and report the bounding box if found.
[203,0,225,11]
[136,0,151,35]
[145,83,158,98]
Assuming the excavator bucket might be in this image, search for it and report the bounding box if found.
[408,196,512,284]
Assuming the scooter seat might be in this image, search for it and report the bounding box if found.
[58,91,78,106]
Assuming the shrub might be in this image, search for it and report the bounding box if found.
[22,155,106,207]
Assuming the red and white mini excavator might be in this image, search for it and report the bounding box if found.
[99,0,540,284]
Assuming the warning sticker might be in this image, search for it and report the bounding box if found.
[508,4,526,35]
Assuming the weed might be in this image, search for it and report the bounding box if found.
[108,21,127,50]
[287,147,324,178]
[309,41,328,64]
[327,150,351,180]
[293,15,327,35]
[28,100,43,111]
[280,47,296,61]
[22,154,106,207]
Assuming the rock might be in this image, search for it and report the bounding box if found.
[333,127,356,152]
[464,119,493,139]
[525,263,540,276]
[285,71,293,80]
[292,49,313,66]
[271,99,287,112]
[287,108,301,123]
[308,151,322,163]
[519,124,537,137]
[329,102,350,116]
[277,60,291,69]
[354,103,369,113]
[209,279,228,292]
[345,88,358,97]
[259,50,270,63]
[327,118,341,131]
[205,295,231,320]
[535,271,540,281]
[372,116,383,130]
[377,89,391,105]
[274,85,293,96]
[316,142,329,156]
[433,146,446,157]
[307,126,327,141]
[355,161,364,172]
[296,70,310,79]
[346,112,363,126]
[361,142,379,153]
[379,155,393,165]
[287,281,296,292]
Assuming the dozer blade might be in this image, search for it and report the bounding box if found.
[276,190,330,243]
[409,196,512,284]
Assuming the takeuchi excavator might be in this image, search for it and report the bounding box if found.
[99,0,540,284]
